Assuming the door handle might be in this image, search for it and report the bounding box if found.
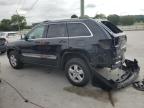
[59,40,66,43]
[35,41,49,45]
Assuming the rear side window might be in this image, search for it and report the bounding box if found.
[67,23,91,37]
[101,21,122,33]
[47,23,66,38]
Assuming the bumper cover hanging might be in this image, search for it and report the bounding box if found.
[92,59,140,91]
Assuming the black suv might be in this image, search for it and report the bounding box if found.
[7,19,127,87]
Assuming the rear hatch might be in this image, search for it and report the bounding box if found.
[100,21,127,66]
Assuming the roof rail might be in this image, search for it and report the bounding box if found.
[43,20,51,23]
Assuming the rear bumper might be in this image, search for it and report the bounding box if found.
[115,59,139,89]
[91,48,125,69]
[91,59,140,90]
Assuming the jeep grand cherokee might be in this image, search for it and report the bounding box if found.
[7,18,127,87]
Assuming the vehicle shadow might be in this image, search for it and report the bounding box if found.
[0,52,6,56]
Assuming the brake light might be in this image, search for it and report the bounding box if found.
[114,37,119,46]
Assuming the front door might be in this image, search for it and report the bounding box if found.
[21,24,47,64]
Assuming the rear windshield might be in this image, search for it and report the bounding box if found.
[101,21,122,33]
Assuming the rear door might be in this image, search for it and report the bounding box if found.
[41,23,68,66]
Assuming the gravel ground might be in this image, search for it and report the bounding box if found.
[0,30,144,108]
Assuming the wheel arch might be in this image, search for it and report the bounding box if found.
[7,47,21,58]
[60,50,91,70]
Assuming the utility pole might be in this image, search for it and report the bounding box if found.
[80,0,84,18]
[16,10,22,38]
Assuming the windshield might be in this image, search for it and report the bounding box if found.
[101,21,122,33]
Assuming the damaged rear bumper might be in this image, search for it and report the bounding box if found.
[91,59,140,91]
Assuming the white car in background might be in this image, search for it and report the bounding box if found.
[0,32,21,43]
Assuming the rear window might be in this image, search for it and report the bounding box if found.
[101,21,122,33]
[67,23,91,37]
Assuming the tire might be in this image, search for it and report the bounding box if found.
[0,50,6,54]
[1,51,6,54]
[8,51,23,69]
[65,58,91,87]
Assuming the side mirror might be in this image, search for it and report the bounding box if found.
[24,35,28,41]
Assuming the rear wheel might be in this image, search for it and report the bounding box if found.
[65,58,91,87]
[9,51,23,69]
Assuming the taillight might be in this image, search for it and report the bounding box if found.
[99,39,112,49]
[114,37,119,46]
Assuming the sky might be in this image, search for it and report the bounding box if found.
[0,0,144,24]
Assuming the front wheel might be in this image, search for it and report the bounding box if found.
[8,51,23,69]
[65,58,91,87]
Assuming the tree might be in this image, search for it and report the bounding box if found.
[11,15,27,30]
[94,14,106,19]
[79,15,90,19]
[0,19,11,31]
[133,15,144,22]
[107,14,120,25]
[71,14,78,18]
[120,16,135,25]
[0,15,27,31]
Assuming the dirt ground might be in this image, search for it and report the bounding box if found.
[0,30,144,108]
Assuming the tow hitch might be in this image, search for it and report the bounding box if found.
[92,59,140,91]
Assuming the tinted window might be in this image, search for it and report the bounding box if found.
[8,33,17,36]
[67,23,91,37]
[47,24,66,38]
[28,25,45,39]
[101,21,122,33]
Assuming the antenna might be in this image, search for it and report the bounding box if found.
[16,10,22,38]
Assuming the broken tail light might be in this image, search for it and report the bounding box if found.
[99,39,112,49]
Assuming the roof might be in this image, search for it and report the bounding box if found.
[42,18,93,23]
[34,18,108,26]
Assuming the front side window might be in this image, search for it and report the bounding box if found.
[67,23,91,37]
[47,23,66,38]
[28,25,45,39]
